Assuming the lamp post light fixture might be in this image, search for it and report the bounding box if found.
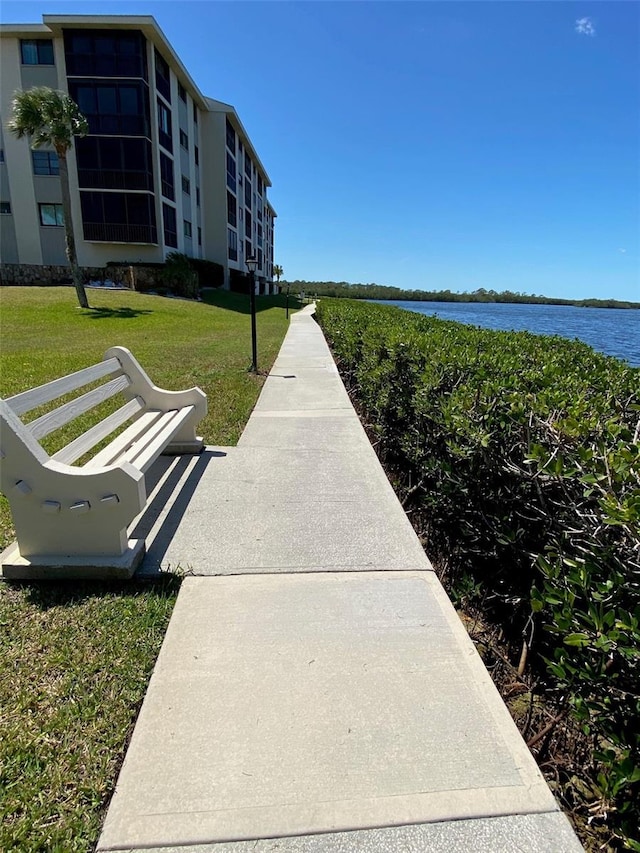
[246,255,258,373]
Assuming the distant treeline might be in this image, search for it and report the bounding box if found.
[281,281,639,309]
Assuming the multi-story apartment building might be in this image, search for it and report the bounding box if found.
[0,15,276,292]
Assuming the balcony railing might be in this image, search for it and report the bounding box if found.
[83,222,157,244]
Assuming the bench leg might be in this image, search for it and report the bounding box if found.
[0,431,147,579]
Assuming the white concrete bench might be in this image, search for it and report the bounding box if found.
[0,346,207,579]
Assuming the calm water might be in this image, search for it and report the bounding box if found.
[382,301,640,367]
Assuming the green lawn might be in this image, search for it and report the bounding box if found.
[0,286,295,851]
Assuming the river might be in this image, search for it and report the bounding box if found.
[380,301,640,366]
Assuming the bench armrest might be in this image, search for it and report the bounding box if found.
[105,346,207,422]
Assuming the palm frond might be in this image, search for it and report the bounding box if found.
[7,87,88,151]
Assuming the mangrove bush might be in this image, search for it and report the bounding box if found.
[317,299,640,848]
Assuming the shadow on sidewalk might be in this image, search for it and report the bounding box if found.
[132,448,226,577]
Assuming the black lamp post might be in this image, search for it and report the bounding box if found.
[246,255,258,373]
[285,282,291,320]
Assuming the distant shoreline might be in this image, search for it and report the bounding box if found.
[284,282,640,310]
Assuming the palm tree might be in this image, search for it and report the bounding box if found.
[273,264,284,288]
[8,87,90,308]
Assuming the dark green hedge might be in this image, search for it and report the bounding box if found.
[317,298,640,847]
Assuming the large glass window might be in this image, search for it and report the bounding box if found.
[183,219,192,239]
[226,118,235,153]
[179,129,189,150]
[39,203,64,226]
[69,81,149,136]
[21,39,54,65]
[227,191,237,227]
[155,49,171,101]
[228,228,238,261]
[163,202,177,247]
[226,152,236,192]
[76,137,153,190]
[32,150,59,176]
[157,99,173,152]
[80,191,157,243]
[181,175,190,195]
[159,152,174,200]
[64,30,147,78]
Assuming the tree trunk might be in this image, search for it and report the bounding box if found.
[58,150,89,309]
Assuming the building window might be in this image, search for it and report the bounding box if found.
[245,210,252,238]
[198,226,202,246]
[258,248,263,268]
[227,191,237,227]
[179,129,189,150]
[226,118,235,153]
[245,239,252,259]
[181,175,190,195]
[32,150,59,176]
[70,81,149,136]
[244,181,251,209]
[258,224,263,248]
[244,151,252,179]
[80,191,157,243]
[77,137,153,191]
[163,202,177,247]
[184,219,192,239]
[159,151,174,200]
[21,39,54,65]
[0,201,11,215]
[196,187,200,207]
[64,30,147,78]
[39,203,64,226]
[0,149,5,163]
[258,176,263,195]
[226,152,236,192]
[157,99,172,152]
[178,81,187,103]
[155,49,171,102]
[228,228,238,261]
[194,145,199,166]
[193,103,198,124]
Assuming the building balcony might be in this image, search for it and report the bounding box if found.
[82,222,157,244]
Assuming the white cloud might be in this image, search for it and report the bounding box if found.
[618,248,627,253]
[575,17,596,36]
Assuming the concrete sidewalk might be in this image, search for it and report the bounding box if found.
[97,307,583,852]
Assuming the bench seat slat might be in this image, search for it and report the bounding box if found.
[28,374,132,440]
[129,406,195,474]
[7,357,122,416]
[86,410,164,469]
[50,397,144,466]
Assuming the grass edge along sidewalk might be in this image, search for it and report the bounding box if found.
[0,286,294,851]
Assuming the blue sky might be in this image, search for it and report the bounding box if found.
[3,1,639,301]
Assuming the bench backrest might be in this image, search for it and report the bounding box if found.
[2,356,143,466]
